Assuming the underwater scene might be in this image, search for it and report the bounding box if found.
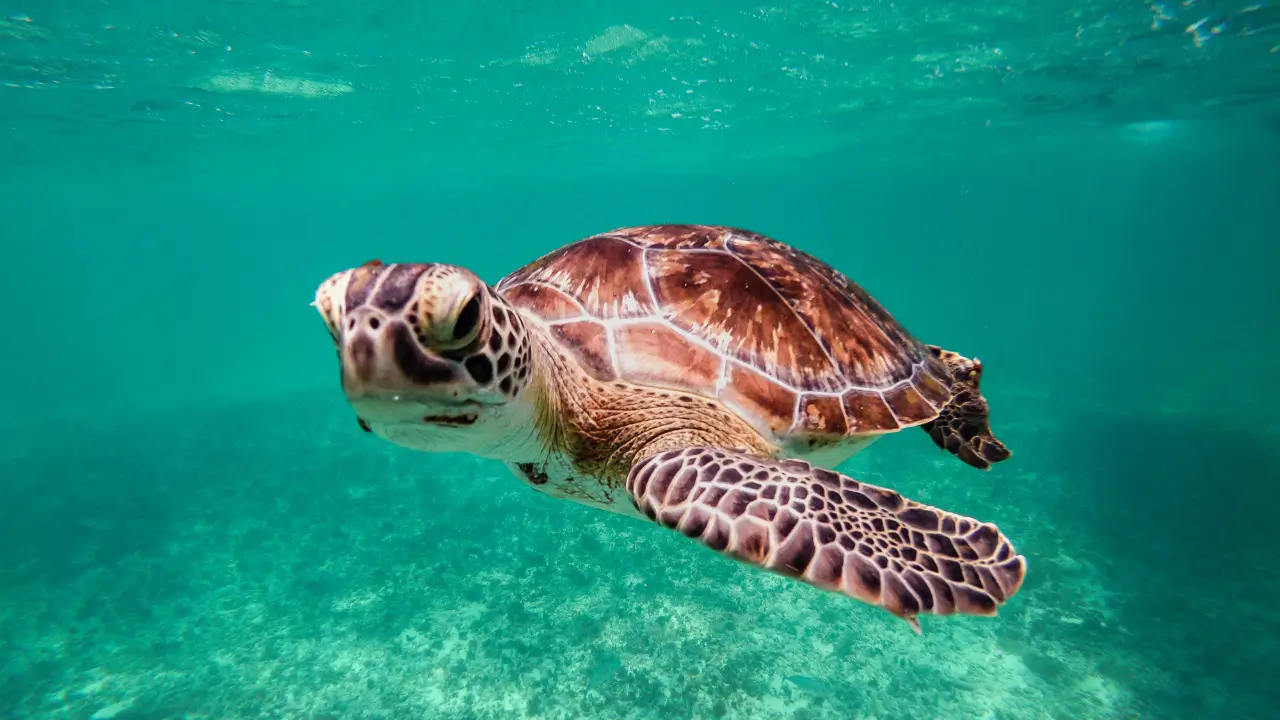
[2,1,1278,719]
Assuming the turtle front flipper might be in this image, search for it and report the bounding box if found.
[625,448,1026,633]
[920,346,1011,470]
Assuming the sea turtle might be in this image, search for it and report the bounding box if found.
[312,224,1025,632]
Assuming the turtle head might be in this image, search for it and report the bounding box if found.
[314,261,537,453]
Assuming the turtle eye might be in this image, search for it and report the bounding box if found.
[451,293,482,343]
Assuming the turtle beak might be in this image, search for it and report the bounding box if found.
[339,308,465,400]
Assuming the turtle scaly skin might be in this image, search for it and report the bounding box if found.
[313,225,1024,633]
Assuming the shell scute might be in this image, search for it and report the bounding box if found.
[724,233,915,389]
[548,320,615,381]
[796,394,849,436]
[842,389,902,433]
[914,363,954,408]
[500,282,581,321]
[501,235,656,319]
[647,248,839,391]
[882,383,940,423]
[609,224,727,250]
[614,322,720,396]
[720,364,798,438]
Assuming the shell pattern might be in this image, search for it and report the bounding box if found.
[495,225,955,445]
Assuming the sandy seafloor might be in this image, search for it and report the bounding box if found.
[5,385,1230,720]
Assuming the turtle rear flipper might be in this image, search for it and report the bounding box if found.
[626,448,1026,633]
[920,346,1011,470]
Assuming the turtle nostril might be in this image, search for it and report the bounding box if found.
[368,317,381,330]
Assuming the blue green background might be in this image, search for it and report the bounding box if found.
[2,2,1278,718]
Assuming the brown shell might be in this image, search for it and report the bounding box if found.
[495,225,954,444]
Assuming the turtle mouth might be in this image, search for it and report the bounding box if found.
[349,394,489,427]
[421,398,485,426]
[422,413,479,427]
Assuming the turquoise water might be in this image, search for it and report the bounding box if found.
[3,2,1279,718]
